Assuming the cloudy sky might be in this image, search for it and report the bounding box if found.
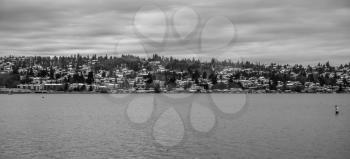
[0,0,349,64]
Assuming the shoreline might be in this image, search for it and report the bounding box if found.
[1,91,349,95]
[2,87,349,95]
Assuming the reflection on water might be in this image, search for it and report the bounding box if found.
[0,94,350,159]
[190,101,216,133]
[153,107,184,147]
[126,95,154,124]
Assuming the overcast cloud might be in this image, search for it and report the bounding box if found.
[0,0,349,64]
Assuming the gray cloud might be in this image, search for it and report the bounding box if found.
[0,0,349,64]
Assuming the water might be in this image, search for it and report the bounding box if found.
[0,94,349,159]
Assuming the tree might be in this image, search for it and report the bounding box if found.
[101,71,106,78]
[88,85,93,91]
[145,73,153,84]
[212,82,227,90]
[168,75,177,88]
[39,69,48,77]
[80,85,86,91]
[78,72,85,83]
[228,75,235,88]
[192,70,200,84]
[72,73,79,83]
[209,73,217,85]
[337,84,344,93]
[0,73,20,88]
[154,82,161,93]
[202,71,207,79]
[343,78,348,87]
[28,68,34,76]
[219,74,223,81]
[49,67,55,79]
[86,71,94,84]
[184,82,192,90]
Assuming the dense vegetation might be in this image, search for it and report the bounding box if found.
[1,54,349,91]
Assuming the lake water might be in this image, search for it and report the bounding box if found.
[0,94,349,159]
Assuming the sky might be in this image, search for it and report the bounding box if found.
[0,0,349,64]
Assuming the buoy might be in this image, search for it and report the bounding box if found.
[335,105,339,115]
